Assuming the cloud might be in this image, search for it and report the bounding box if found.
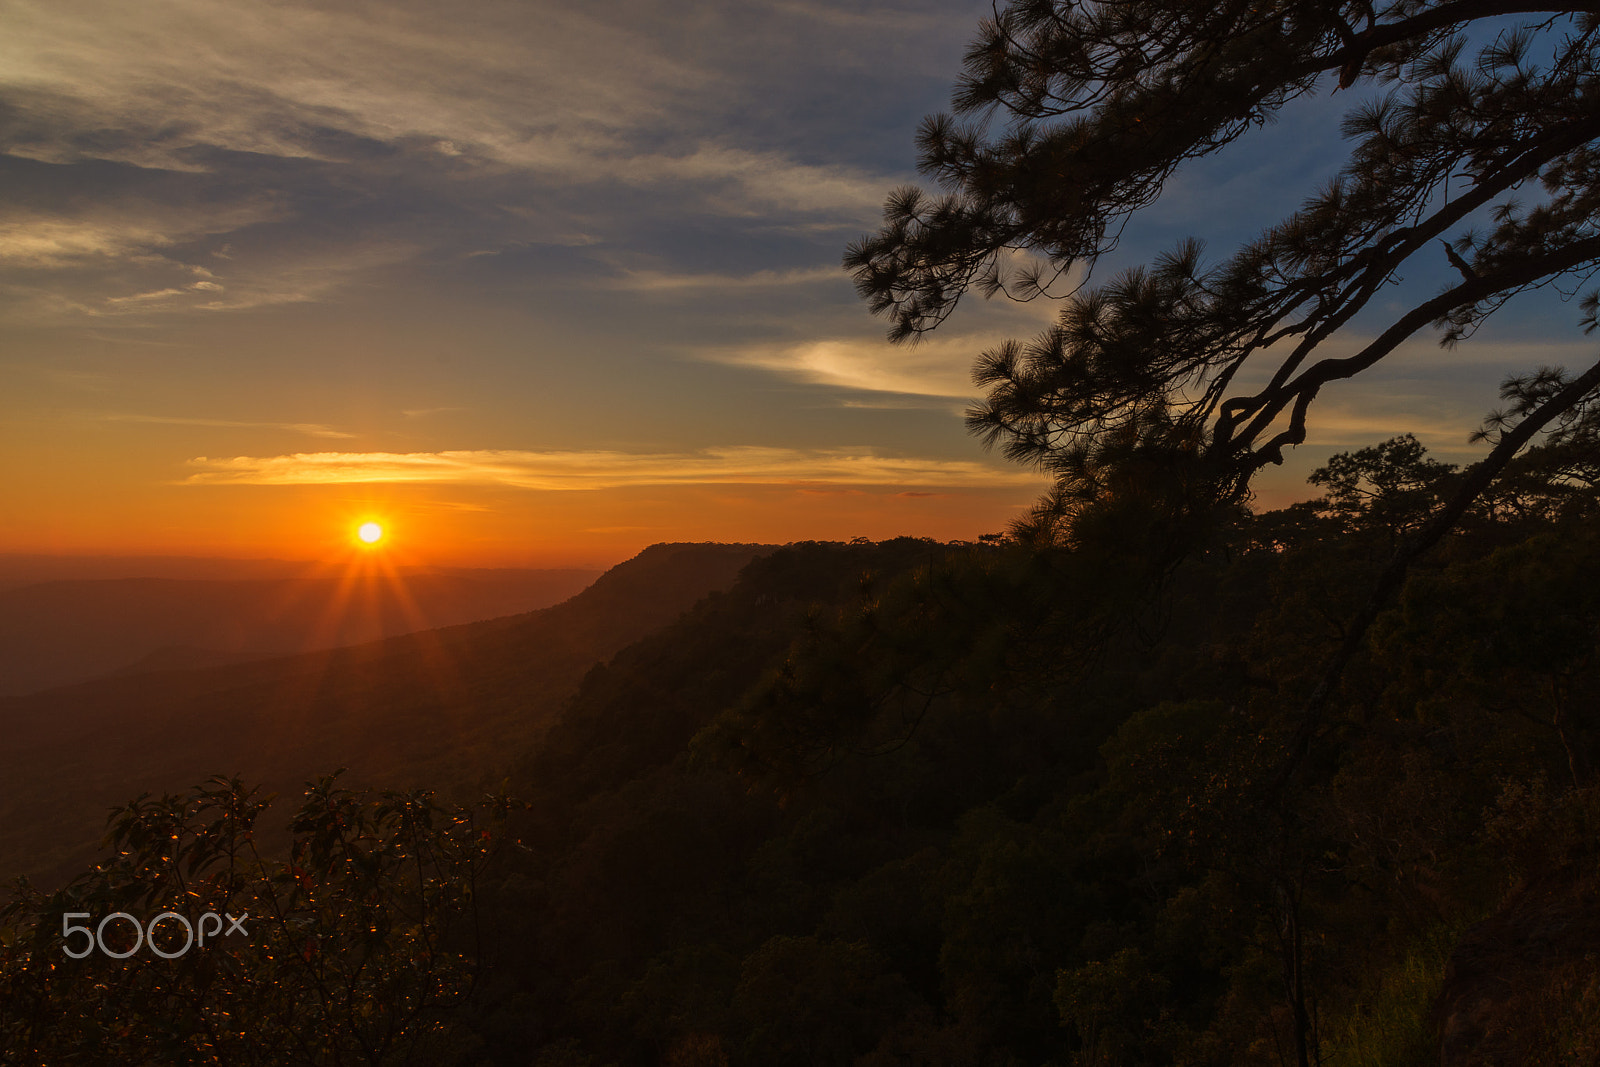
[0,1,898,219]
[181,446,1042,489]
[764,0,949,32]
[0,217,172,269]
[12,238,419,320]
[0,194,391,321]
[105,287,189,305]
[609,145,889,217]
[696,256,1072,399]
[104,414,355,438]
[1,4,673,166]
[0,203,281,270]
[609,264,843,292]
[0,0,934,330]
[181,242,419,312]
[710,334,1003,399]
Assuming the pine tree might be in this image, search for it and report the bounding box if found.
[847,2,1600,537]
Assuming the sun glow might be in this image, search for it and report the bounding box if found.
[357,521,384,545]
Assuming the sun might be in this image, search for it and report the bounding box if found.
[357,521,384,545]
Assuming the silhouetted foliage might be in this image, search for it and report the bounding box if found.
[848,1,1600,543]
[1307,433,1458,542]
[0,774,510,1065]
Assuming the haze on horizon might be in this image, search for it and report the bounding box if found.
[3,0,1586,568]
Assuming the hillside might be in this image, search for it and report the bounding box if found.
[0,542,767,888]
[7,448,1600,1064]
[0,566,604,696]
[451,514,1600,1065]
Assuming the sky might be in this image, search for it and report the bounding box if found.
[3,0,1593,568]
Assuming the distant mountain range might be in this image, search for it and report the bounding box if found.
[0,566,604,695]
[0,553,329,591]
[0,543,769,887]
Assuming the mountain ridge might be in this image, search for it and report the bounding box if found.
[0,542,771,887]
[0,567,604,695]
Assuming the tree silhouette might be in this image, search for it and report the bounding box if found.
[1307,433,1458,543]
[847,2,1600,532]
[0,774,511,1065]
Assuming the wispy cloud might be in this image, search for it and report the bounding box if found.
[11,238,419,320]
[0,204,281,270]
[400,407,466,418]
[181,447,1041,489]
[699,257,1071,400]
[0,4,676,167]
[609,145,888,217]
[105,414,355,438]
[0,2,897,218]
[609,264,843,292]
[180,242,418,312]
[0,0,924,329]
[0,193,414,321]
[709,334,1002,399]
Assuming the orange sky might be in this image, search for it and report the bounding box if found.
[2,472,1050,569]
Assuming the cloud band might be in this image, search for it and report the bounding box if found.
[182,447,1042,490]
